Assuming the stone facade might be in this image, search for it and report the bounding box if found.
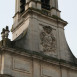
[0,0,77,77]
[0,74,12,77]
[0,47,77,77]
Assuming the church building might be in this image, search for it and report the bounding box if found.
[0,0,77,77]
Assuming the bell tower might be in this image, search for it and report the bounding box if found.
[12,0,67,58]
[12,0,73,61]
[12,0,60,40]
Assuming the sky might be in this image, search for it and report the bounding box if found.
[0,0,77,58]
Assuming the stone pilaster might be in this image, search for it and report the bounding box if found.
[55,0,58,9]
[36,0,41,10]
[15,0,20,13]
[50,0,60,17]
[26,0,31,3]
[51,0,58,9]
[13,0,20,29]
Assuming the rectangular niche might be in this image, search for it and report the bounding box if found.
[13,58,32,74]
[41,63,61,77]
[41,65,52,77]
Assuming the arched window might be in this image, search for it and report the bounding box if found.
[20,0,26,13]
[41,0,50,10]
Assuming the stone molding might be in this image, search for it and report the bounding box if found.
[0,74,13,77]
[0,47,77,70]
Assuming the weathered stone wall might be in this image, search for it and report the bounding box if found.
[0,74,12,77]
[0,52,77,77]
[14,12,74,63]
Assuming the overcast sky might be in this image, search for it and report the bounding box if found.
[0,0,77,58]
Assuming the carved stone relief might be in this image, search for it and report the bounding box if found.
[40,26,56,53]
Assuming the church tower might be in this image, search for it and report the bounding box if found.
[12,0,60,40]
[12,0,61,54]
[0,0,77,77]
[12,0,70,60]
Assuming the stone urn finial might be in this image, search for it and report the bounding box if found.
[5,26,10,39]
[1,28,5,40]
[0,26,11,47]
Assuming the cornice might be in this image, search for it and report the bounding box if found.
[0,47,77,71]
[12,8,68,32]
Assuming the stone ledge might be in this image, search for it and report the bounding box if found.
[0,47,77,69]
[0,74,13,77]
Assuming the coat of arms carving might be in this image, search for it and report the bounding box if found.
[40,26,56,52]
